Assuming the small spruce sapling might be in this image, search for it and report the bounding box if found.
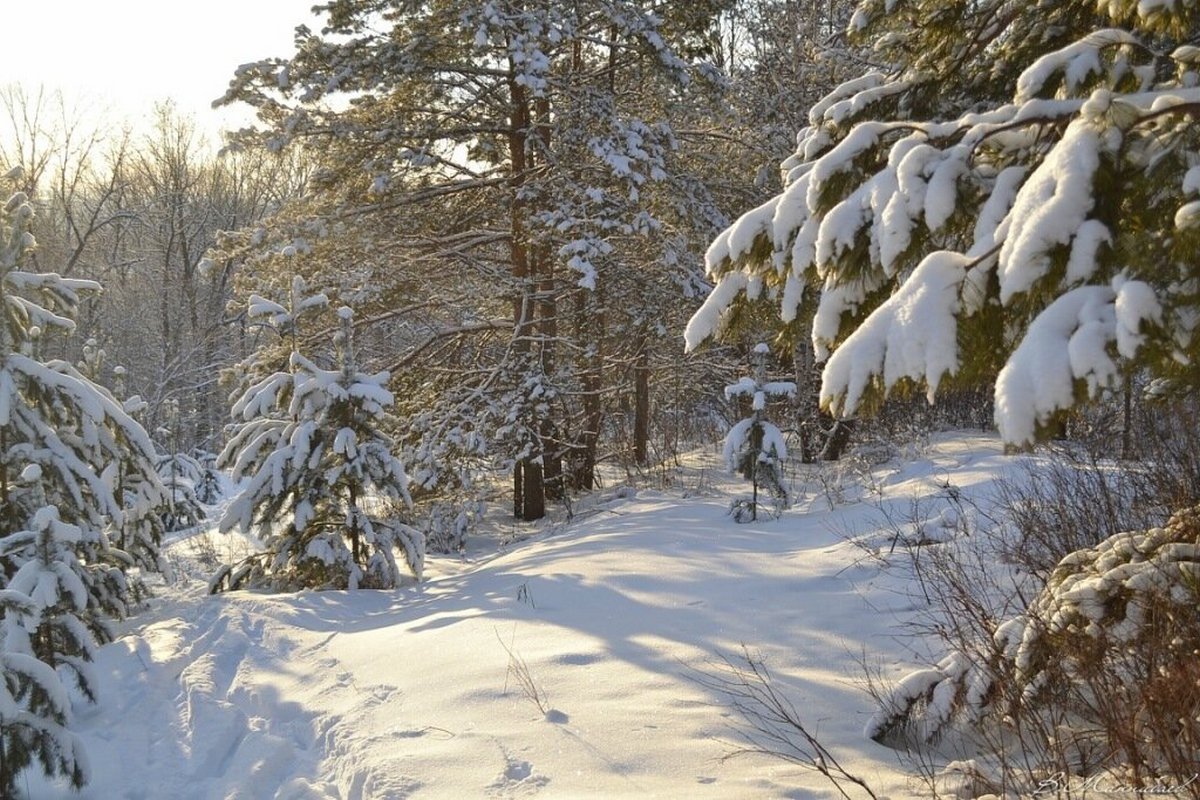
[154,399,206,533]
[155,453,207,533]
[0,466,93,795]
[191,451,223,505]
[214,303,423,591]
[724,344,795,522]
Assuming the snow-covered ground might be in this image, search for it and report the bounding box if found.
[30,432,1021,799]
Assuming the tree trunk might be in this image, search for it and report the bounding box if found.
[570,279,604,491]
[507,51,545,520]
[513,461,523,519]
[819,418,855,461]
[533,94,562,502]
[1121,375,1133,460]
[348,484,361,564]
[515,459,545,521]
[633,341,650,467]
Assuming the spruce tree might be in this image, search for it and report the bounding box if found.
[154,400,207,533]
[0,183,164,791]
[0,469,95,794]
[0,186,167,629]
[215,305,422,591]
[723,343,794,521]
[155,452,207,533]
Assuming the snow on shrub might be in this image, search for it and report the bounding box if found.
[870,505,1200,778]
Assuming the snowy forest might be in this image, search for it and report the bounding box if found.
[4,0,1200,796]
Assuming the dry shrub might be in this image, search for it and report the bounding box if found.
[872,468,1200,797]
[994,399,1200,578]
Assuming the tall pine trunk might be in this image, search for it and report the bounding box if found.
[633,338,650,467]
[573,288,604,490]
[508,47,545,521]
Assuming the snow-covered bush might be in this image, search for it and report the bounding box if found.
[723,344,795,522]
[214,305,422,591]
[871,505,1200,795]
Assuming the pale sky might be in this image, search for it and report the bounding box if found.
[1,0,320,143]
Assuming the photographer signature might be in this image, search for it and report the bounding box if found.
[1033,772,1199,795]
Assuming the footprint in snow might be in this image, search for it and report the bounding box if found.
[486,757,549,797]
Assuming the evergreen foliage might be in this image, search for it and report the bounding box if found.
[0,182,165,790]
[155,452,208,533]
[189,451,224,506]
[0,187,168,620]
[723,343,794,521]
[215,0,732,524]
[215,303,422,592]
[0,481,95,795]
[686,0,1200,446]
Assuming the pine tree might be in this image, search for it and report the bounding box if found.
[0,184,167,631]
[687,2,1200,784]
[216,0,732,523]
[685,0,1200,447]
[215,305,422,591]
[723,343,794,521]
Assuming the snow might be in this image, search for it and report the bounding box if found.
[705,197,778,274]
[807,72,888,125]
[997,119,1106,304]
[1063,218,1111,285]
[722,417,754,469]
[758,422,788,462]
[924,146,968,233]
[822,251,971,417]
[1014,29,1140,102]
[683,271,748,352]
[1113,276,1162,357]
[27,433,1024,799]
[994,286,1120,444]
[1183,164,1200,195]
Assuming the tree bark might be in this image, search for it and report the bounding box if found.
[819,418,855,461]
[633,340,650,467]
[507,50,545,520]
